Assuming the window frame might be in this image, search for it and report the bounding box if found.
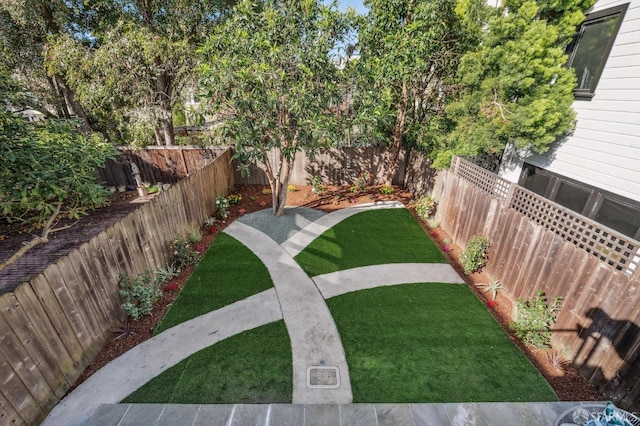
[519,163,640,240]
[566,3,628,100]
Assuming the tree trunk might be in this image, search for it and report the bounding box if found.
[386,81,408,185]
[57,76,92,135]
[156,70,175,146]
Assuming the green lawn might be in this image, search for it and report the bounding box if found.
[327,283,558,402]
[124,321,292,404]
[155,233,273,334]
[294,208,445,277]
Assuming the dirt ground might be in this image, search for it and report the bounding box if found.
[5,184,601,401]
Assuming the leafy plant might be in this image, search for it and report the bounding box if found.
[227,194,242,205]
[204,216,218,227]
[287,184,296,192]
[156,265,180,284]
[427,218,440,229]
[168,235,202,270]
[215,195,230,219]
[479,280,502,301]
[118,270,163,320]
[460,235,489,275]
[510,290,562,349]
[186,227,202,243]
[310,176,324,194]
[261,188,272,195]
[414,195,437,221]
[380,185,394,195]
[350,171,372,193]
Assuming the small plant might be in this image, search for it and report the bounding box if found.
[287,184,296,192]
[168,235,202,270]
[479,280,502,301]
[460,235,489,275]
[415,195,437,220]
[443,238,452,244]
[380,185,394,195]
[118,270,163,320]
[249,195,256,201]
[350,171,372,193]
[510,290,562,349]
[215,195,230,219]
[426,218,440,229]
[110,320,136,340]
[310,176,324,194]
[261,187,272,195]
[259,200,267,207]
[156,265,179,284]
[227,193,242,205]
[186,227,202,243]
[204,216,218,227]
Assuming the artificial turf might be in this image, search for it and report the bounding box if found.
[326,283,558,403]
[154,233,273,334]
[123,320,292,404]
[294,208,445,277]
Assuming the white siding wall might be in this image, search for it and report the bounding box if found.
[506,0,640,203]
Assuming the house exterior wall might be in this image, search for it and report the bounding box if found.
[501,0,640,203]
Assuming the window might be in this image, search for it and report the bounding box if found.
[567,4,628,100]
[519,163,640,240]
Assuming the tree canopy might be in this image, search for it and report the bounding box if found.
[199,0,354,216]
[353,0,474,182]
[431,0,595,168]
[0,73,116,271]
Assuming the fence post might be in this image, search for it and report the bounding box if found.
[504,182,516,209]
[451,156,460,176]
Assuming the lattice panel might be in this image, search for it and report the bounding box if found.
[510,186,640,275]
[454,157,511,201]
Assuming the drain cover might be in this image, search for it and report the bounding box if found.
[307,366,340,389]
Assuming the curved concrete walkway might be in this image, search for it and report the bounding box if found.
[43,202,464,425]
[225,221,353,404]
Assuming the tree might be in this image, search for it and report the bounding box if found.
[0,74,116,271]
[432,0,595,168]
[45,0,235,146]
[354,0,473,183]
[199,0,353,216]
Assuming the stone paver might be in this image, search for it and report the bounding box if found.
[87,402,599,425]
[313,263,464,298]
[225,221,353,404]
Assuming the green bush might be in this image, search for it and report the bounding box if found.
[380,185,394,195]
[215,195,230,219]
[510,290,562,349]
[118,270,163,320]
[414,195,437,220]
[227,194,242,205]
[460,235,489,275]
[168,235,202,270]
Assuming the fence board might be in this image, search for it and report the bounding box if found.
[0,350,43,424]
[0,307,56,411]
[29,274,88,371]
[0,389,26,426]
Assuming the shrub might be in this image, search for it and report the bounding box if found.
[227,193,242,204]
[380,185,394,195]
[118,270,162,320]
[350,171,372,193]
[261,187,272,195]
[287,184,296,192]
[310,176,324,194]
[168,235,202,270]
[415,195,437,220]
[510,290,562,349]
[215,195,230,219]
[460,235,489,275]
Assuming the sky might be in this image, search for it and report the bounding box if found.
[323,0,368,15]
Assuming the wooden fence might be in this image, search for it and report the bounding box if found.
[0,149,234,425]
[98,146,228,187]
[439,158,640,411]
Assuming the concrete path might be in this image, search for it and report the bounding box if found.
[43,202,467,425]
[225,221,353,404]
[313,263,464,299]
[42,290,283,426]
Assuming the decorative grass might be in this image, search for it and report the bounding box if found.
[123,321,292,404]
[327,283,558,403]
[155,233,273,334]
[295,208,445,277]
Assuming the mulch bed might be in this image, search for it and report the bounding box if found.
[3,184,602,401]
